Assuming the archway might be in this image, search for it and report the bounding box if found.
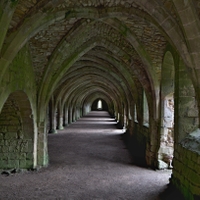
[0,91,35,170]
[158,51,175,169]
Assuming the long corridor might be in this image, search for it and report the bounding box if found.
[0,111,173,200]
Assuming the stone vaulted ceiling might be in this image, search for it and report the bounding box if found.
[3,0,197,114]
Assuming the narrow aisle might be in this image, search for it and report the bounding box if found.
[49,111,131,168]
[0,111,171,200]
[47,111,171,200]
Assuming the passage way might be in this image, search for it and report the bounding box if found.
[1,111,175,199]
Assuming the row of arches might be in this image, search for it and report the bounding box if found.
[0,49,194,170]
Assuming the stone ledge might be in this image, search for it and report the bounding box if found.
[180,128,200,154]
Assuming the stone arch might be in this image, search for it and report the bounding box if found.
[38,37,148,124]
[65,83,119,121]
[37,18,156,110]
[51,49,137,119]
[0,91,36,170]
[50,64,131,126]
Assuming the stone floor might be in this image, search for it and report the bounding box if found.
[0,111,182,200]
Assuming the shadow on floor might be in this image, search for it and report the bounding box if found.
[158,184,186,200]
[121,131,186,200]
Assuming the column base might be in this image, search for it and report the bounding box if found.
[49,129,57,134]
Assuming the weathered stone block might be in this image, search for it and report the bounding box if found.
[20,141,28,153]
[0,153,8,160]
[19,159,27,168]
[2,146,8,153]
[0,153,3,160]
[8,153,18,160]
[7,139,18,146]
[173,159,182,171]
[7,126,20,132]
[194,163,200,173]
[4,132,17,139]
[183,177,190,188]
[189,169,200,186]
[8,160,19,169]
[191,152,198,162]
[0,140,4,145]
[190,185,200,196]
[173,170,181,181]
[4,140,9,146]
[27,153,33,160]
[197,156,200,165]
[174,151,179,159]
[0,160,8,169]
[188,159,195,169]
[9,145,20,153]
[19,153,26,160]
[26,160,33,168]
[28,141,33,153]
[0,133,4,139]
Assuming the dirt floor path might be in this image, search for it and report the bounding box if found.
[0,111,174,200]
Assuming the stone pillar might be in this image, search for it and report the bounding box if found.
[79,107,83,118]
[64,106,69,126]
[146,118,159,167]
[37,121,48,167]
[69,107,73,124]
[128,100,135,134]
[171,58,199,198]
[83,104,90,115]
[57,99,64,130]
[174,59,198,143]
[76,106,80,120]
[72,107,76,122]
[48,96,57,134]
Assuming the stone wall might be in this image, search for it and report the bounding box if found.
[172,130,200,199]
[0,98,33,169]
[123,122,149,167]
[170,55,200,198]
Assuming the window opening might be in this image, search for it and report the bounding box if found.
[143,91,149,126]
[97,100,102,110]
[134,104,138,122]
[159,95,174,169]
